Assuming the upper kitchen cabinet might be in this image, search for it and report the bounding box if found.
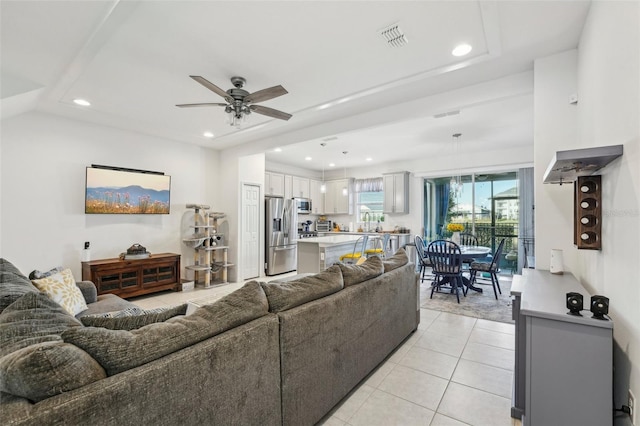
[265,172,285,197]
[309,179,325,214]
[325,178,353,215]
[383,172,409,214]
[292,176,310,199]
[284,174,293,199]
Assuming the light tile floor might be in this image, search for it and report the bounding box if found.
[129,275,522,426]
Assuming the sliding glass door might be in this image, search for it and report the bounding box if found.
[424,171,520,274]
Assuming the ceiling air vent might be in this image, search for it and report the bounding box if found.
[433,110,460,119]
[379,23,408,48]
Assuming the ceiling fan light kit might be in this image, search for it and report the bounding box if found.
[176,75,292,127]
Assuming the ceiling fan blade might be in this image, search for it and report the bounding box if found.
[250,104,292,121]
[190,76,230,100]
[176,103,228,108]
[244,85,288,103]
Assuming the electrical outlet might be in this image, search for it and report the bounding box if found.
[630,389,637,425]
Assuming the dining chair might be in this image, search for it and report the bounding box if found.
[339,235,369,264]
[365,233,391,258]
[414,235,433,283]
[469,238,506,299]
[427,239,466,303]
[459,232,479,267]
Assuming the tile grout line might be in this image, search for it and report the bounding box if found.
[429,317,476,426]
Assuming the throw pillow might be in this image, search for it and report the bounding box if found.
[31,268,88,316]
[0,341,106,402]
[80,304,188,330]
[383,247,409,273]
[62,281,269,376]
[0,291,82,358]
[338,255,384,287]
[260,264,344,313]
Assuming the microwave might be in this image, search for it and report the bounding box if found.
[294,198,311,214]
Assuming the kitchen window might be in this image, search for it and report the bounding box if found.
[355,178,384,223]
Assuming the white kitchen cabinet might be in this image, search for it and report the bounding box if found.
[383,172,409,214]
[292,176,310,198]
[265,172,285,197]
[284,174,293,199]
[325,179,352,214]
[309,179,325,214]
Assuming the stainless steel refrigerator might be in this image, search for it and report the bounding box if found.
[265,197,298,275]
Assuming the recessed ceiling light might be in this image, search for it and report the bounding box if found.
[329,163,336,167]
[274,147,282,152]
[305,156,312,161]
[366,157,373,162]
[203,131,214,138]
[73,98,91,106]
[452,43,472,57]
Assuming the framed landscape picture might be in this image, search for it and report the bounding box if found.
[85,166,171,214]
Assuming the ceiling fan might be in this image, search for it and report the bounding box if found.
[176,76,292,126]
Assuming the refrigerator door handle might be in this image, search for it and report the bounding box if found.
[274,245,296,251]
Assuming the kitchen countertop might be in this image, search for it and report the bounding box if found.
[321,231,411,236]
[297,235,365,247]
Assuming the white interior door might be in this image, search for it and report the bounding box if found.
[241,184,260,280]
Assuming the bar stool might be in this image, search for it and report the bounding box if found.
[339,235,368,264]
[365,233,390,258]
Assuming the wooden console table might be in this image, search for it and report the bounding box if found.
[82,253,181,298]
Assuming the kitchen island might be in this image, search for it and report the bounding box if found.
[319,231,411,252]
[297,235,367,273]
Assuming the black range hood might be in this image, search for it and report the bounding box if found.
[543,144,623,184]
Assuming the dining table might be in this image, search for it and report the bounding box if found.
[425,244,491,293]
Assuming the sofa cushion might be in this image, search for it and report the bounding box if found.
[75,293,138,318]
[383,247,409,272]
[0,292,82,358]
[0,341,106,402]
[261,265,344,313]
[338,255,384,287]
[62,280,269,375]
[31,268,88,316]
[80,304,188,330]
[0,259,39,314]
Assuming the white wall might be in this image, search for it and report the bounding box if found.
[575,2,640,423]
[534,3,640,424]
[533,50,579,271]
[0,111,219,281]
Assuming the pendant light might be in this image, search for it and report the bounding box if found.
[450,133,463,195]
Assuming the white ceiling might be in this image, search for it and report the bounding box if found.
[1,1,591,171]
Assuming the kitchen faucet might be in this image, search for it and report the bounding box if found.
[363,212,370,232]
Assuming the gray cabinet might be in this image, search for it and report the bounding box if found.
[383,172,409,214]
[511,269,613,426]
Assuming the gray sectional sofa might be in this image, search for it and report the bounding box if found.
[1,250,418,426]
